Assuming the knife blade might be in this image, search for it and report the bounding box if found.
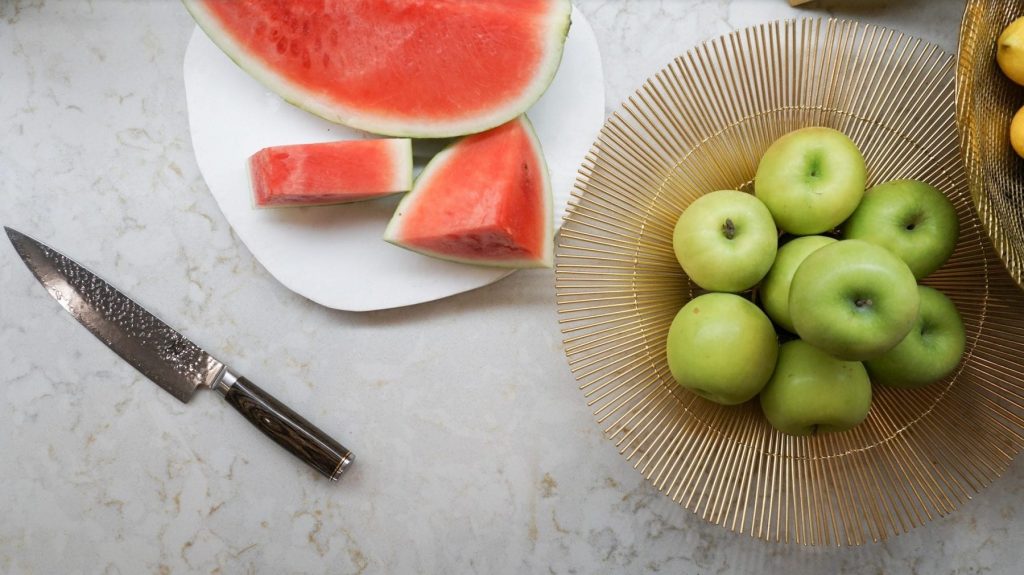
[4,226,353,480]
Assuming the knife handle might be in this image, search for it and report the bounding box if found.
[217,372,354,480]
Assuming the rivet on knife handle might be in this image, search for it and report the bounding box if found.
[215,369,354,480]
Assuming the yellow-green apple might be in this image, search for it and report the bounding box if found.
[672,190,778,292]
[760,235,837,333]
[865,285,966,388]
[789,239,919,360]
[842,179,959,279]
[754,127,867,235]
[759,339,872,436]
[666,293,778,405]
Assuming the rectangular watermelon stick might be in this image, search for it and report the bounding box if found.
[248,139,412,208]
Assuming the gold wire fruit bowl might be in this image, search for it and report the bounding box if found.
[556,18,1024,546]
[957,0,1024,290]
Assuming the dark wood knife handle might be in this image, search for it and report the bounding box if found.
[221,376,353,480]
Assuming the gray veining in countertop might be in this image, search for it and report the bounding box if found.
[1,1,1020,573]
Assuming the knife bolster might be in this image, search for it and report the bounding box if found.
[213,368,239,396]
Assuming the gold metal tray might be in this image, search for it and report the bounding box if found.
[556,18,1024,545]
[957,0,1024,289]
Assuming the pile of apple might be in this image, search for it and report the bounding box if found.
[666,127,965,437]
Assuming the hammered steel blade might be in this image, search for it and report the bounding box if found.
[5,227,224,402]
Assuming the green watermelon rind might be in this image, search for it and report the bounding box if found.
[383,115,554,269]
[182,0,573,139]
[248,139,414,209]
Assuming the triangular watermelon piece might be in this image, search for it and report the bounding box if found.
[183,0,572,138]
[384,116,553,268]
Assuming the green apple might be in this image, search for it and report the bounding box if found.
[666,293,778,405]
[789,239,919,360]
[673,190,778,292]
[759,339,872,436]
[842,179,959,279]
[760,235,837,333]
[754,127,867,235]
[865,285,966,388]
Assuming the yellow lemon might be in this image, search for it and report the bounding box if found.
[1011,105,1024,159]
[998,17,1024,85]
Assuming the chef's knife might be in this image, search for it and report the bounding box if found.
[4,226,353,480]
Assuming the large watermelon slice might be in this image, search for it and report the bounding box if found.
[384,116,553,268]
[182,0,572,138]
[248,139,412,207]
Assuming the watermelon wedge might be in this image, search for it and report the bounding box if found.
[182,0,572,138]
[249,139,412,208]
[384,116,553,268]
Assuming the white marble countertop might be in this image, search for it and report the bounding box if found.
[1,1,1020,573]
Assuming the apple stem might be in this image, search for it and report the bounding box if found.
[723,218,736,240]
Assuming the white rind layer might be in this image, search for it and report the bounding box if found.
[388,139,414,192]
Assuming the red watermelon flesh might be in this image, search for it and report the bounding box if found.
[183,0,572,138]
[384,116,553,268]
[249,139,412,208]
